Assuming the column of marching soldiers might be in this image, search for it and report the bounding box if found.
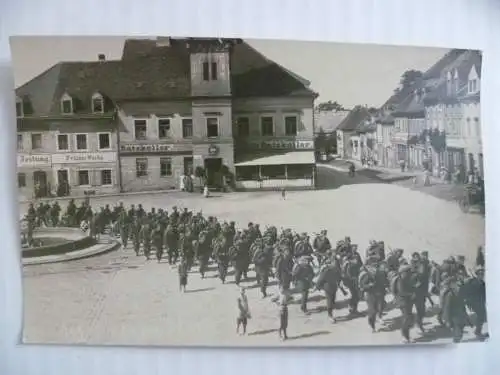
[26,199,487,344]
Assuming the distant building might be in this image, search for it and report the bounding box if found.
[335,106,372,160]
[314,109,349,134]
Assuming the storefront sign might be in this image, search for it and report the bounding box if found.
[245,139,314,150]
[17,154,51,168]
[208,144,219,156]
[52,152,116,164]
[120,143,192,154]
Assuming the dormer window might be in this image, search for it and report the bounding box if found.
[468,65,480,94]
[61,93,74,114]
[92,93,104,113]
[468,79,478,93]
[15,98,24,117]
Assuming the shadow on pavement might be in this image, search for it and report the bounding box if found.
[185,287,215,294]
[287,330,330,341]
[248,328,278,336]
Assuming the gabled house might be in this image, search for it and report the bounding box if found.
[423,49,482,176]
[335,106,371,160]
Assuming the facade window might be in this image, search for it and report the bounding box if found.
[31,133,42,150]
[211,62,218,80]
[237,117,250,137]
[261,116,274,136]
[134,119,147,140]
[98,133,111,150]
[475,118,481,137]
[136,158,148,177]
[160,157,173,177]
[18,173,26,188]
[92,95,104,113]
[17,133,23,151]
[78,170,90,186]
[101,170,112,185]
[285,116,298,136]
[76,134,88,150]
[202,61,217,81]
[182,118,193,138]
[203,62,210,81]
[158,119,171,139]
[57,134,69,150]
[61,99,73,114]
[206,117,219,138]
[16,101,23,117]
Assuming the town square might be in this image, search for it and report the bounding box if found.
[14,37,486,347]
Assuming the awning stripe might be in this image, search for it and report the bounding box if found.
[235,151,315,167]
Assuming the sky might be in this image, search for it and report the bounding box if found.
[9,36,449,108]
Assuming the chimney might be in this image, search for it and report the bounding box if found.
[98,54,106,62]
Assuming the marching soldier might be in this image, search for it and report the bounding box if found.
[292,255,315,314]
[152,223,164,263]
[394,264,415,344]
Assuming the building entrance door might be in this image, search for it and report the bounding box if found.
[204,158,223,187]
[57,169,69,196]
[33,170,48,198]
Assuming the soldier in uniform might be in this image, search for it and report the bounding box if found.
[463,265,487,339]
[315,256,342,322]
[476,246,485,268]
[236,287,251,335]
[178,256,188,292]
[292,256,315,314]
[132,218,142,256]
[118,209,130,249]
[277,286,289,340]
[395,264,416,344]
[152,223,164,263]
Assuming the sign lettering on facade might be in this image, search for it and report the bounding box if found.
[119,143,194,154]
[17,154,51,168]
[244,139,314,150]
[52,152,116,164]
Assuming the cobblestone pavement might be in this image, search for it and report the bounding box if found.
[22,168,486,346]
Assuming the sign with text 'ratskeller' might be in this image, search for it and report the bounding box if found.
[17,154,51,168]
[52,152,116,164]
[120,143,192,154]
[244,139,314,150]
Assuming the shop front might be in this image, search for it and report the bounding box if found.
[192,142,235,189]
[234,138,315,190]
[119,142,193,192]
[51,151,119,196]
[17,153,53,200]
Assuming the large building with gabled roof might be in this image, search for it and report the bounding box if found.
[16,37,318,197]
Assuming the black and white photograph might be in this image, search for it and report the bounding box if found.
[13,36,487,347]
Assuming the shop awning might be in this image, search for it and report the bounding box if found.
[235,151,315,167]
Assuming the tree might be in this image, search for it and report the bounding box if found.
[315,127,328,153]
[326,132,338,154]
[399,69,423,88]
[195,166,206,186]
[316,100,345,112]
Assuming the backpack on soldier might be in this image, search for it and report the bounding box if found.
[389,271,400,296]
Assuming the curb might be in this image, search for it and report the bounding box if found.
[22,240,121,266]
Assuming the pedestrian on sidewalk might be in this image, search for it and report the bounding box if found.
[281,187,286,200]
[236,287,251,335]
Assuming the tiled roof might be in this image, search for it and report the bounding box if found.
[336,106,371,132]
[16,37,316,117]
[314,110,349,132]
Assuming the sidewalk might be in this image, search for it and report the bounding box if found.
[22,239,120,266]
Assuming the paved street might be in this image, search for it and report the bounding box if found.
[22,167,486,346]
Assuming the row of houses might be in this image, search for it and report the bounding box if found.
[336,49,483,178]
[16,37,318,200]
